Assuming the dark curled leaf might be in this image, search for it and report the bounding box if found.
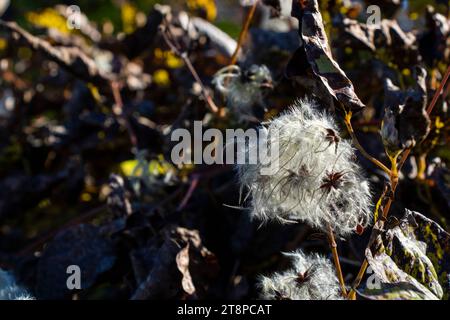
[170,227,220,298]
[131,235,181,300]
[381,66,430,155]
[430,167,450,210]
[337,18,420,67]
[339,18,376,52]
[382,20,420,67]
[383,78,406,111]
[365,209,450,300]
[419,5,450,67]
[288,0,365,112]
[398,67,430,148]
[35,224,116,299]
[375,19,416,51]
[117,6,164,59]
[131,226,219,300]
[176,243,196,295]
[0,20,114,87]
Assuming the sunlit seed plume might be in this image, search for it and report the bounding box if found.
[258,250,344,300]
[237,99,372,237]
[0,269,35,300]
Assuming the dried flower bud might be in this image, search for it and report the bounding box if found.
[381,67,431,157]
[237,100,372,237]
[0,269,34,300]
[212,64,273,120]
[258,250,343,300]
[381,105,402,157]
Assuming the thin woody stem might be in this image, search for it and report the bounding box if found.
[160,22,219,114]
[327,224,347,296]
[183,54,219,114]
[426,65,450,114]
[343,111,391,175]
[110,81,138,148]
[347,260,368,300]
[229,0,259,65]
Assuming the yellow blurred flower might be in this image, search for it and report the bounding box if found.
[26,8,71,34]
[409,12,419,21]
[0,38,7,51]
[120,154,175,177]
[149,154,175,176]
[154,48,164,59]
[402,68,411,77]
[153,69,170,87]
[121,2,137,34]
[166,51,184,69]
[187,0,217,21]
[18,47,32,60]
[435,117,444,130]
[81,193,93,202]
[120,159,141,176]
[87,83,102,103]
[154,49,184,69]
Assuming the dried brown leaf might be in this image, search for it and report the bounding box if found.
[287,0,365,112]
[176,243,196,295]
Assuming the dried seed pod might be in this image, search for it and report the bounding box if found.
[381,67,431,157]
[212,64,273,120]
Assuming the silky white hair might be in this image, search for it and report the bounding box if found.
[212,64,272,120]
[237,99,372,237]
[258,250,344,300]
[0,269,34,300]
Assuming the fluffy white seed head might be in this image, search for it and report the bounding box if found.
[237,99,372,236]
[258,250,343,300]
[0,269,34,300]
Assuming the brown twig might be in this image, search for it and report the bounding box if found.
[327,224,348,296]
[110,81,138,148]
[160,20,219,114]
[444,79,450,98]
[229,0,259,65]
[177,175,200,211]
[426,66,450,115]
[343,111,391,175]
